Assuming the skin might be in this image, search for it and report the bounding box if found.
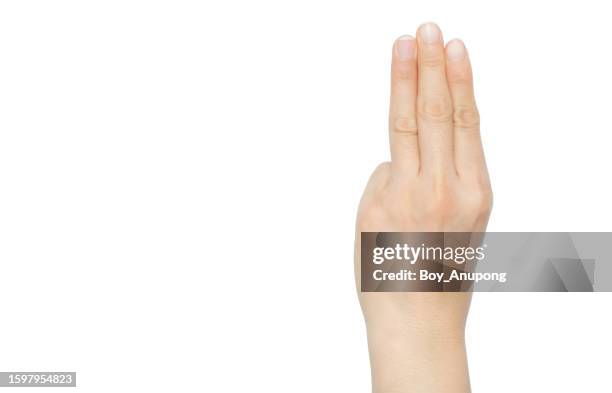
[355,23,493,393]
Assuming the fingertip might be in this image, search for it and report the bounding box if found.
[417,22,443,44]
[394,35,416,60]
[397,34,415,41]
[446,39,467,62]
[416,22,446,69]
[446,39,473,85]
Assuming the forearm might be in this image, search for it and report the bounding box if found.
[367,327,470,393]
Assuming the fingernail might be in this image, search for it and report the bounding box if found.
[396,35,415,60]
[446,39,466,61]
[419,22,441,44]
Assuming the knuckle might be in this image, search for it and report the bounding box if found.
[426,196,455,219]
[357,205,388,232]
[480,189,494,213]
[448,69,472,86]
[424,177,456,216]
[392,116,418,135]
[420,54,445,68]
[453,106,480,129]
[372,161,392,177]
[464,188,493,217]
[392,63,414,81]
[418,96,453,123]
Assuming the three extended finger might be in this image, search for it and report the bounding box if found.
[389,35,419,175]
[445,39,486,177]
[416,23,455,175]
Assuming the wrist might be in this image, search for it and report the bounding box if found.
[359,292,471,352]
[367,327,469,393]
[366,322,466,360]
[366,317,466,341]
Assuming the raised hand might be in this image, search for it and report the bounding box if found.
[355,23,492,393]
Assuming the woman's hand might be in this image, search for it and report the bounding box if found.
[355,22,492,393]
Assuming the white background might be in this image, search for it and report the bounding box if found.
[1,1,611,392]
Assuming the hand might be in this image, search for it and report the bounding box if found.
[355,23,492,393]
